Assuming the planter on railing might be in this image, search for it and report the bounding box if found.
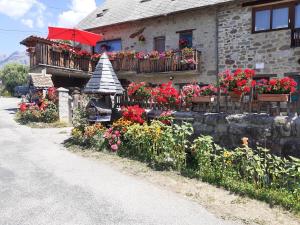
[257,94,289,102]
[192,96,215,103]
[50,46,62,53]
[228,91,242,102]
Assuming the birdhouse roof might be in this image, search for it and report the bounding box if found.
[83,52,124,95]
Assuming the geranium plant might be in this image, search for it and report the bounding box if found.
[199,84,218,96]
[127,82,151,101]
[138,35,146,42]
[91,53,101,62]
[149,51,160,60]
[181,84,201,104]
[152,82,180,108]
[157,111,174,126]
[256,77,297,94]
[179,39,188,49]
[219,68,256,95]
[121,105,146,124]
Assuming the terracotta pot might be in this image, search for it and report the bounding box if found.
[257,94,289,102]
[192,96,215,103]
[228,91,242,101]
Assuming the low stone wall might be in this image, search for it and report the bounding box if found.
[149,111,300,158]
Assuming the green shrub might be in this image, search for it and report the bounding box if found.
[16,102,59,124]
[0,63,28,94]
[191,135,300,212]
[122,121,193,170]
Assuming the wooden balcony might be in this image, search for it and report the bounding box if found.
[25,40,201,76]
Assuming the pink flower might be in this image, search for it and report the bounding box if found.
[117,140,121,145]
[111,144,118,152]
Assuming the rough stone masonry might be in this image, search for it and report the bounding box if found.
[172,112,300,158]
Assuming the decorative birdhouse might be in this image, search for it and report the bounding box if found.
[83,52,124,122]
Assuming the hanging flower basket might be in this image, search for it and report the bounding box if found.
[192,96,215,103]
[257,94,289,102]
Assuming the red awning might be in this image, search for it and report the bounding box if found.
[47,27,103,46]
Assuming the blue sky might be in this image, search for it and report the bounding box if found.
[0,0,103,55]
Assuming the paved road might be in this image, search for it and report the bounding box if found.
[0,98,237,225]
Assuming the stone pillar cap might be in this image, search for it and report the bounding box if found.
[57,87,69,92]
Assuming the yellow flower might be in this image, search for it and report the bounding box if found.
[223,151,232,158]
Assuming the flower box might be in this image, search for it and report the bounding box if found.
[257,94,289,102]
[228,91,242,101]
[192,96,215,103]
[50,46,62,53]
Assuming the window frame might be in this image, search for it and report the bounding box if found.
[252,3,292,33]
[177,29,194,49]
[93,38,122,53]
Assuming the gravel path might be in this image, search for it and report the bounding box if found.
[0,98,237,225]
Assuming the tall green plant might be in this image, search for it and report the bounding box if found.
[0,63,28,94]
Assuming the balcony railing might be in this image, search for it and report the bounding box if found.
[28,42,201,75]
[291,28,300,47]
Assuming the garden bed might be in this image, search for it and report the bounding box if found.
[64,143,300,225]
[67,79,299,215]
[68,107,300,215]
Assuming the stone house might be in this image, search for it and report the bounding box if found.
[21,0,300,102]
[77,0,300,100]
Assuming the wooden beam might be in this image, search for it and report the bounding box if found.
[242,0,286,7]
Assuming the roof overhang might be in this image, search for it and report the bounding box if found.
[20,36,55,47]
[242,0,294,7]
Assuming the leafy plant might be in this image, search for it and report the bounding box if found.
[0,63,28,95]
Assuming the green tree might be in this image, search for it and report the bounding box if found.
[0,63,29,94]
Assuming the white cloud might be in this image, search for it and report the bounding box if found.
[57,0,97,28]
[0,0,35,18]
[21,18,34,28]
[0,0,46,28]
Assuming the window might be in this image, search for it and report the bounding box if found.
[178,31,193,49]
[94,39,122,53]
[253,5,290,32]
[295,4,300,28]
[255,10,271,31]
[154,36,165,52]
[272,7,289,29]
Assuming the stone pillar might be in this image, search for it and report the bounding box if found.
[57,88,71,124]
[72,88,81,109]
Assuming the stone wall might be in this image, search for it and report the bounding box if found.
[170,112,300,158]
[217,1,300,76]
[90,8,218,84]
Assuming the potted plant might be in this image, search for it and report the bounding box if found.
[127,82,151,101]
[256,77,297,102]
[181,84,201,106]
[138,35,146,43]
[192,84,217,103]
[179,38,188,49]
[219,68,256,101]
[152,82,180,109]
[136,51,146,60]
[149,50,160,60]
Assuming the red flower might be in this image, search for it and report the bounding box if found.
[152,82,180,108]
[219,68,255,94]
[19,103,27,112]
[121,105,146,124]
[256,77,298,94]
[269,79,277,86]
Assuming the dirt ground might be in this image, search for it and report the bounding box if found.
[67,147,300,225]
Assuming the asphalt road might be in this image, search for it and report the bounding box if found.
[0,98,237,225]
